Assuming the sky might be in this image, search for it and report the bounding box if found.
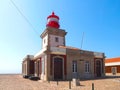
[0,0,120,74]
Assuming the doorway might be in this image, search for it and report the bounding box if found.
[111,67,117,75]
[96,60,101,77]
[54,57,63,80]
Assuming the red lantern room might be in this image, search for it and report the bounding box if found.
[46,12,60,29]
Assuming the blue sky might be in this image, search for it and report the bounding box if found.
[0,0,120,73]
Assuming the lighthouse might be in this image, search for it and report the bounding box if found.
[22,12,105,82]
[40,12,67,48]
[46,12,60,28]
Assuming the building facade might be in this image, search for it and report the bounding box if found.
[22,55,34,76]
[22,12,105,81]
[105,57,120,75]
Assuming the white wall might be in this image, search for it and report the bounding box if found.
[49,35,64,47]
[50,47,66,55]
[42,34,48,48]
[105,62,120,66]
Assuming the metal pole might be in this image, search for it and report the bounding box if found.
[81,32,84,49]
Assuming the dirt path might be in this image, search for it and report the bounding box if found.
[0,74,120,90]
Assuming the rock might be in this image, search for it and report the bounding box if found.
[72,78,80,86]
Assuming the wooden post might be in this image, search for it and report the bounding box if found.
[48,80,50,83]
[92,83,94,90]
[69,81,71,89]
[57,80,58,85]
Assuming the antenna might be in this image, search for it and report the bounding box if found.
[10,0,39,37]
[80,32,84,60]
[81,32,84,49]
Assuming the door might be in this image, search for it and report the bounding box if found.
[96,60,101,77]
[54,58,63,80]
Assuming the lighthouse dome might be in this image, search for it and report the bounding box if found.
[46,12,60,29]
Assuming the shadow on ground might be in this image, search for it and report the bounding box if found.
[80,75,120,81]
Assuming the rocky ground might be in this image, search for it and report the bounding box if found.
[0,74,120,90]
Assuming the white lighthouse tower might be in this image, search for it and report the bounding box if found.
[41,12,67,49]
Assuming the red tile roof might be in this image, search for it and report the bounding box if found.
[105,57,120,63]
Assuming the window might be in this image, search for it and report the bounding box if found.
[85,61,90,73]
[55,37,59,42]
[44,39,46,44]
[72,61,77,73]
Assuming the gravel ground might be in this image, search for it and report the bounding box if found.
[0,74,120,90]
